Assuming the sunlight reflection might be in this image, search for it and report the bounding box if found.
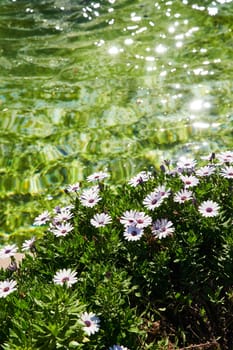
[26,8,34,13]
[175,34,184,40]
[126,25,138,31]
[189,99,211,111]
[193,122,221,129]
[193,68,209,76]
[168,26,176,33]
[192,122,210,129]
[124,38,134,45]
[146,66,156,72]
[208,7,218,15]
[135,27,147,34]
[175,41,183,48]
[95,39,105,47]
[192,4,205,11]
[160,71,167,77]
[108,46,123,55]
[131,13,141,22]
[155,44,167,54]
[92,3,100,8]
[216,0,232,3]
[145,56,155,62]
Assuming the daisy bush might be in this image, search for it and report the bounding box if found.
[0,152,233,349]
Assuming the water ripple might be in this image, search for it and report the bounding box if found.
[0,0,233,239]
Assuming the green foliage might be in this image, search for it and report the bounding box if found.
[1,287,85,350]
[0,153,233,349]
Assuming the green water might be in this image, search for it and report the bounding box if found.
[0,0,233,241]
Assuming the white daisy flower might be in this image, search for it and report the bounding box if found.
[134,211,152,228]
[87,171,109,182]
[0,244,18,259]
[33,210,51,226]
[49,222,74,237]
[66,182,80,193]
[177,157,197,169]
[120,210,138,227]
[220,166,233,179]
[120,210,151,228]
[53,268,78,287]
[198,200,220,217]
[166,169,179,177]
[65,204,75,211]
[109,346,130,350]
[196,166,215,177]
[123,226,144,241]
[216,151,233,164]
[128,171,152,187]
[0,280,17,298]
[143,192,163,210]
[53,205,75,214]
[154,184,171,199]
[91,213,112,227]
[54,208,73,223]
[80,312,100,336]
[180,174,199,188]
[22,237,36,252]
[80,187,101,208]
[152,219,175,239]
[174,189,193,203]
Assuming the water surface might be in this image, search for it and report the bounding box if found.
[0,0,233,241]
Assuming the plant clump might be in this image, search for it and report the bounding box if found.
[0,151,233,349]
